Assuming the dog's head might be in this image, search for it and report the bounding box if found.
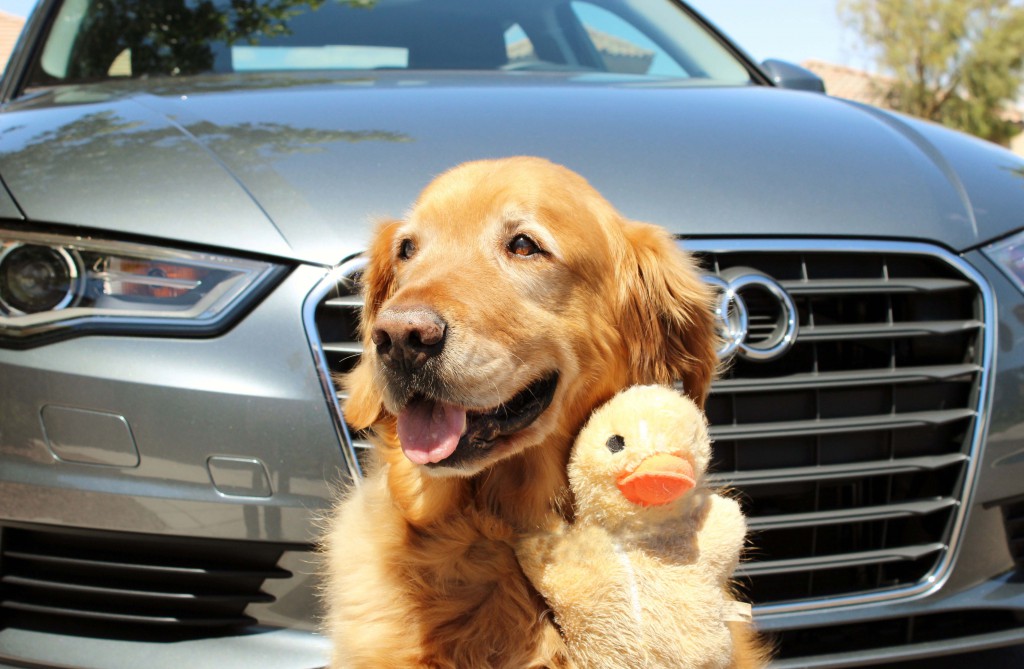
[344,157,718,477]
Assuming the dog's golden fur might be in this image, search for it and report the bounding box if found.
[322,157,760,668]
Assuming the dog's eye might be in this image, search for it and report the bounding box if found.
[508,234,541,257]
[398,239,416,260]
[605,434,625,453]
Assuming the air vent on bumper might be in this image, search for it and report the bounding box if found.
[0,524,291,638]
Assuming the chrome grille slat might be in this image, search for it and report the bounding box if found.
[739,543,947,577]
[797,319,982,341]
[322,341,364,354]
[710,407,975,440]
[711,363,980,394]
[324,295,364,308]
[747,498,958,531]
[708,453,968,486]
[780,277,971,294]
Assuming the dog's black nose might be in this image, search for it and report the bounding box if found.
[372,306,447,372]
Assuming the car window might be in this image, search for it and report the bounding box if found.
[569,2,687,77]
[24,0,752,88]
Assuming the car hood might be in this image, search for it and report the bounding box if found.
[2,72,1022,265]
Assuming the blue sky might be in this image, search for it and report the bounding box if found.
[0,0,859,68]
[0,0,33,19]
[690,1,858,67]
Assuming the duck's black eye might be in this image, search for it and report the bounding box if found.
[606,434,625,453]
[508,233,541,257]
[398,238,416,260]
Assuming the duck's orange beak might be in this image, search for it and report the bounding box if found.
[616,453,696,507]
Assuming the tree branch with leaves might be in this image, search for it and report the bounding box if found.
[839,0,1024,145]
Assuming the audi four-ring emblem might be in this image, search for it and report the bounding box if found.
[703,269,799,362]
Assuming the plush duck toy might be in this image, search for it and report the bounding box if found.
[517,385,755,669]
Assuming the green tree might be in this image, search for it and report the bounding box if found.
[839,0,1024,146]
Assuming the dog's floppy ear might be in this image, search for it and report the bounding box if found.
[359,219,402,325]
[618,220,720,408]
[343,219,401,430]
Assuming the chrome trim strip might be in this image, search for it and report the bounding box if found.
[779,276,970,294]
[739,542,947,577]
[710,363,981,394]
[709,452,968,486]
[710,407,975,441]
[324,296,364,308]
[797,319,983,341]
[301,256,368,483]
[322,342,364,354]
[746,497,958,531]
[684,238,996,618]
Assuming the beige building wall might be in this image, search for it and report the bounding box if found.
[0,11,26,72]
[1012,132,1024,157]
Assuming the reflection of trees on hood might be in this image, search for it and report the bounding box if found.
[68,0,378,81]
[186,120,412,161]
[6,111,146,152]
[1,108,409,198]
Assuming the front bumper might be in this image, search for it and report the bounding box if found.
[0,627,330,669]
[0,264,347,667]
[1,245,1024,668]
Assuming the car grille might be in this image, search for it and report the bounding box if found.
[693,241,989,611]
[0,524,291,638]
[311,241,990,612]
[311,257,372,474]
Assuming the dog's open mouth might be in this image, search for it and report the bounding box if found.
[395,372,559,468]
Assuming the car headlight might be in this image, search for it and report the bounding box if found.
[982,229,1024,294]
[0,228,287,345]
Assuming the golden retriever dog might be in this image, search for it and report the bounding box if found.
[322,157,765,668]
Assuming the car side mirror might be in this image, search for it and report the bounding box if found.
[761,59,826,93]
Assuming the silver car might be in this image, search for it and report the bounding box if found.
[2,1,1024,667]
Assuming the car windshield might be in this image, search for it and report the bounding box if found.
[25,0,752,88]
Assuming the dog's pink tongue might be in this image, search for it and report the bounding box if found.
[397,400,467,465]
